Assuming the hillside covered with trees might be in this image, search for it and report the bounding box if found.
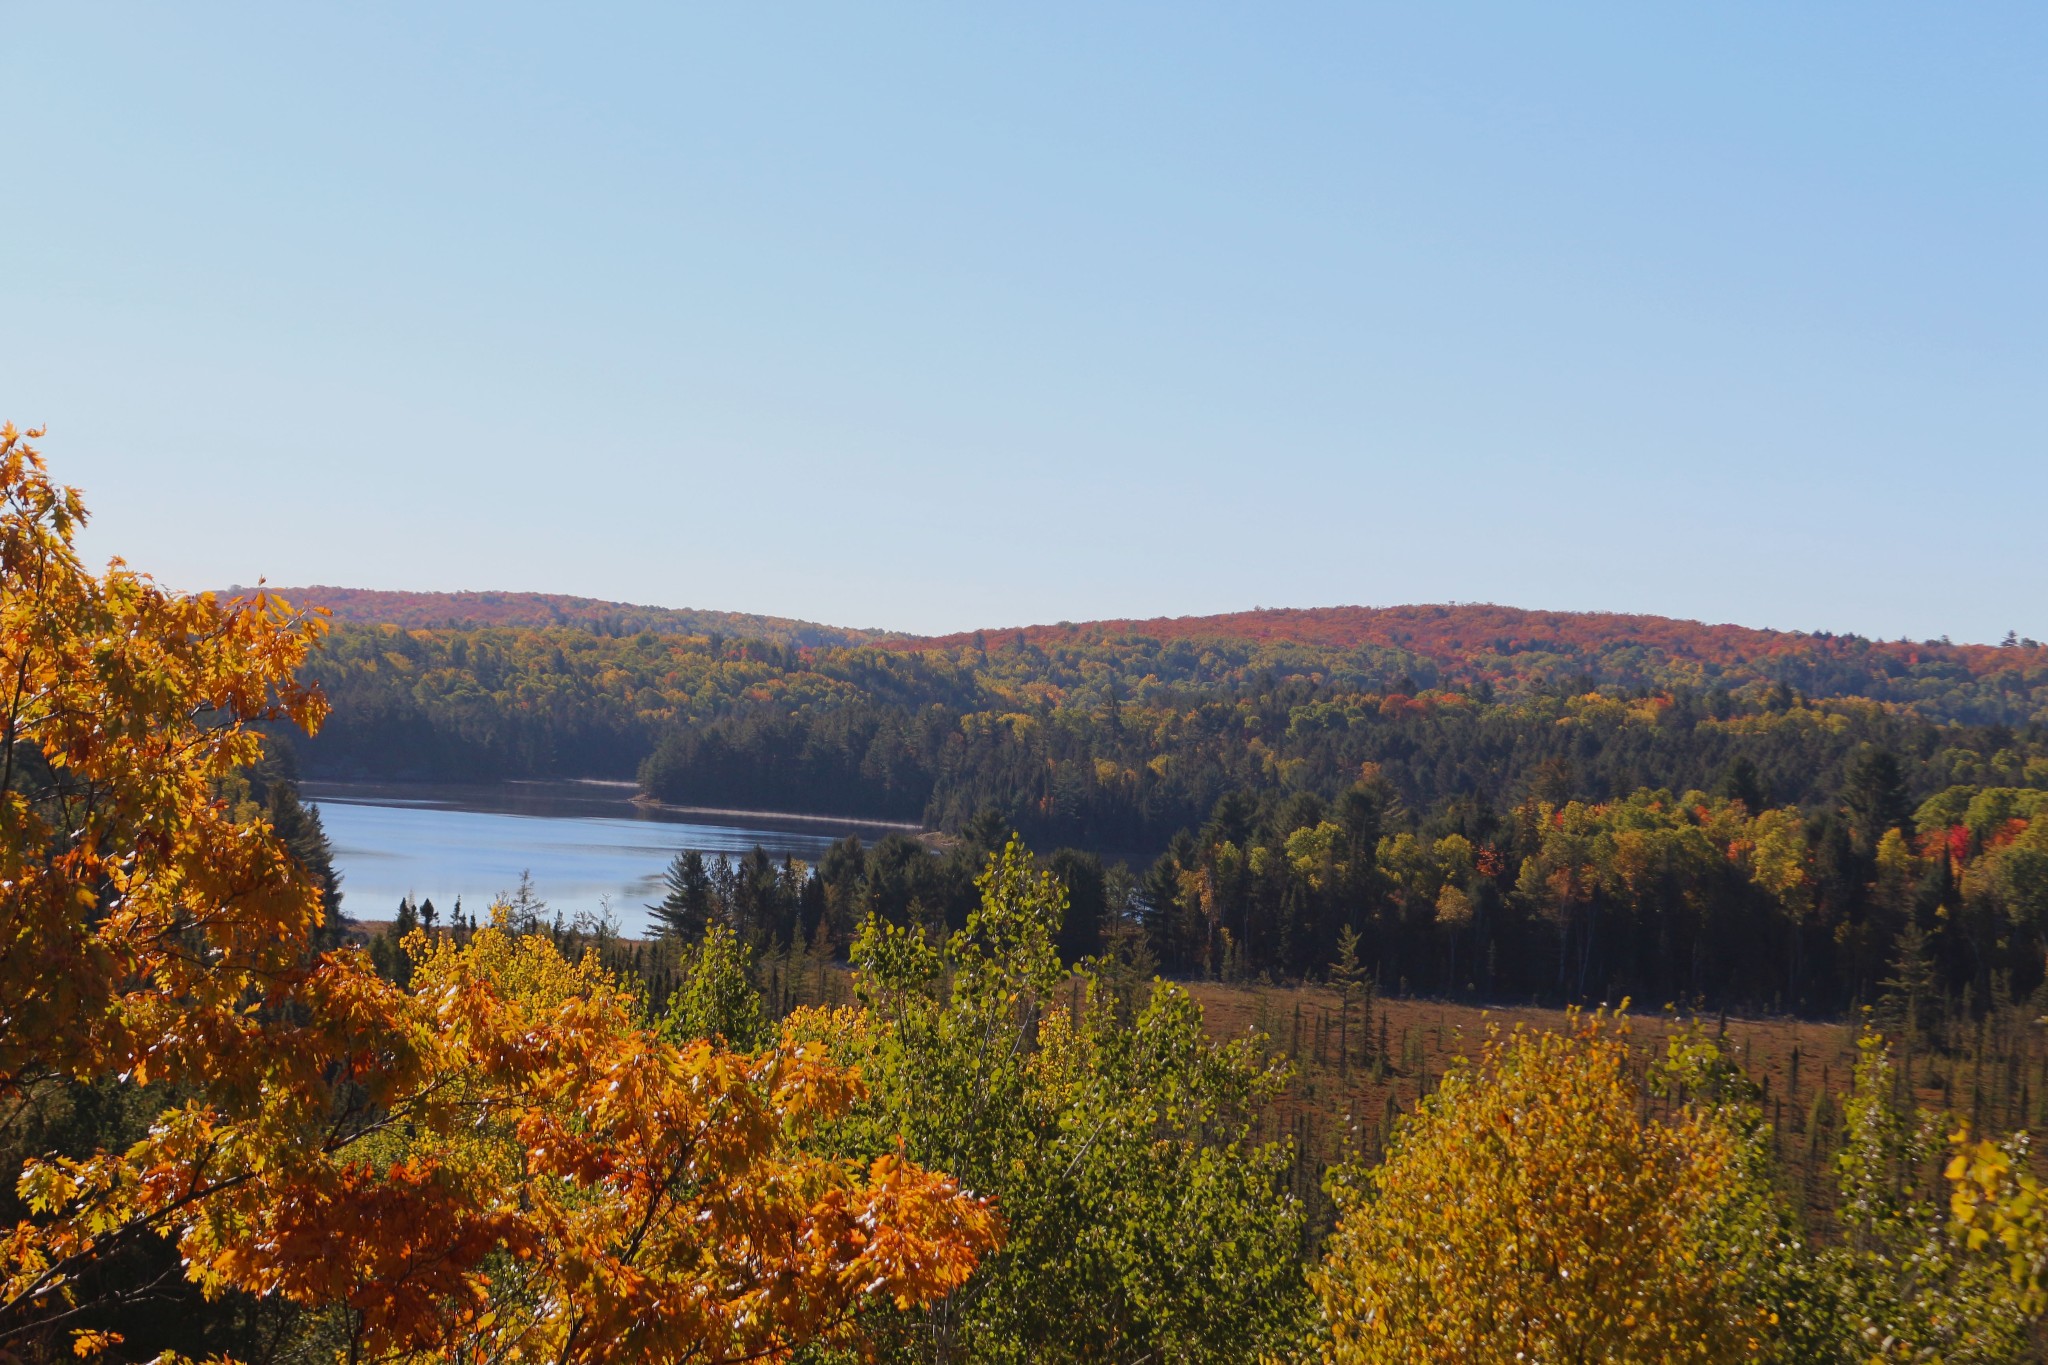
[288,592,2048,805]
[11,431,2048,1362]
[273,589,2048,1016]
[263,585,888,647]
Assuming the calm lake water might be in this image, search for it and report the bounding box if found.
[307,780,909,938]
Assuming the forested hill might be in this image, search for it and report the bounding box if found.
[258,585,887,648]
[276,586,2048,840]
[895,603,2045,722]
[277,589,2046,720]
[274,588,2048,1008]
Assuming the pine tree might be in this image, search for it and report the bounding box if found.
[1717,755,1766,812]
[650,849,713,941]
[1878,920,1937,1047]
[1843,745,1910,854]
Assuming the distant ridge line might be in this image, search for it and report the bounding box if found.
[245,586,2037,671]
[247,586,889,650]
[888,604,2028,671]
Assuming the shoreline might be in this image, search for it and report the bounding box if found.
[628,793,924,832]
[302,776,925,836]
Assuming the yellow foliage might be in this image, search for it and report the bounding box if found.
[1432,882,1473,929]
[1286,820,1345,889]
[1431,832,1476,885]
[1313,1012,1769,1363]
[1742,806,1810,909]
[1948,1132,2048,1315]
[0,427,997,1361]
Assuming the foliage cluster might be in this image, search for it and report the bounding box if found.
[268,585,883,647]
[16,435,2048,1362]
[1139,766,2048,1013]
[0,428,995,1362]
[1314,1011,2048,1363]
[640,817,1118,970]
[792,841,1309,1363]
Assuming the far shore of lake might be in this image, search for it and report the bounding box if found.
[627,792,924,833]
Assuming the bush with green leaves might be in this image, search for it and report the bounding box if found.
[657,919,770,1051]
[792,839,1309,1363]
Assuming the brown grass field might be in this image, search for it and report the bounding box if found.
[1179,980,2047,1242]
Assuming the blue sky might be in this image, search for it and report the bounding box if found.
[4,5,2042,641]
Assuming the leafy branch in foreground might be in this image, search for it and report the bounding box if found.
[0,425,996,1362]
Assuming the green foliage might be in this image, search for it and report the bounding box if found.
[649,849,714,940]
[367,896,420,986]
[292,605,2048,1011]
[804,840,1309,1363]
[658,920,771,1051]
[1803,1034,2039,1362]
[292,615,2048,849]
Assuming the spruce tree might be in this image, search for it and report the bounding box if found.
[1878,920,1938,1046]
[650,849,713,941]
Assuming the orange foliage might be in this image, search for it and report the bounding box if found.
[0,426,994,1360]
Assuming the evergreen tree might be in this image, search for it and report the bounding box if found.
[1047,847,1104,963]
[258,771,346,945]
[1717,755,1767,812]
[649,849,713,941]
[1878,920,1938,1049]
[1331,924,1366,1074]
[732,845,784,943]
[370,896,420,987]
[1843,745,1910,854]
[1140,852,1185,973]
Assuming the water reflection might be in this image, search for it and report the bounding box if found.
[307,780,906,938]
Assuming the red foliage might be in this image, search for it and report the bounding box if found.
[1988,817,2031,852]
[267,590,2042,698]
[894,603,2030,678]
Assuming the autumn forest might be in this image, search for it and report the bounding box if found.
[8,431,2048,1364]
[285,582,2048,1015]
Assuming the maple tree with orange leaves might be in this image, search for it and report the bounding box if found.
[0,425,997,1362]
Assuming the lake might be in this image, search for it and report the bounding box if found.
[306,780,913,938]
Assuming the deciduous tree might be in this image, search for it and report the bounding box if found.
[0,426,995,1361]
[1313,1011,1777,1363]
[793,839,1307,1363]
